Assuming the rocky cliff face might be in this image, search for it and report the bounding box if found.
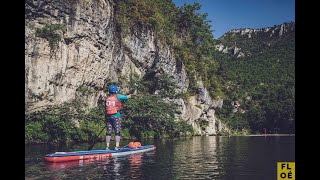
[25,0,225,135]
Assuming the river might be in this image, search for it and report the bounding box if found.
[25,135,295,179]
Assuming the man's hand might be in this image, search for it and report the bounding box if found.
[128,94,133,98]
[127,93,137,99]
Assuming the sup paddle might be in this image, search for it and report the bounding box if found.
[88,125,106,150]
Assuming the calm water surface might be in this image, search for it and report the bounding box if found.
[25,136,295,179]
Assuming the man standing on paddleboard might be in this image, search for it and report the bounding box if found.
[105,85,131,150]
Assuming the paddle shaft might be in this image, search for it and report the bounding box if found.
[88,125,106,150]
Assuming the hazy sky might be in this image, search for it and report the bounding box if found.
[172,0,295,39]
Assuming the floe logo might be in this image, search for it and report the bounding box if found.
[277,162,295,180]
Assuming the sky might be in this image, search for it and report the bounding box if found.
[172,0,295,39]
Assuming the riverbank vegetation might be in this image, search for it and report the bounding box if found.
[25,73,194,144]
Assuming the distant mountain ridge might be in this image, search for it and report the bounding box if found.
[222,21,295,38]
[215,21,295,58]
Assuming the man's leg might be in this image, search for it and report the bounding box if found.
[105,116,113,149]
[114,117,121,149]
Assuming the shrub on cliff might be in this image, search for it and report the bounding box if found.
[35,23,66,51]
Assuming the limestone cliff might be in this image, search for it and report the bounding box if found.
[25,0,226,135]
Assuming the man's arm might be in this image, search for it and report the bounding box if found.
[117,94,129,101]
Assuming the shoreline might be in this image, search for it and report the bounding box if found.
[25,134,296,144]
[248,134,295,136]
[212,134,295,137]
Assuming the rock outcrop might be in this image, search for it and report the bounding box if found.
[25,0,226,135]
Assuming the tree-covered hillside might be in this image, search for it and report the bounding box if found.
[214,22,295,134]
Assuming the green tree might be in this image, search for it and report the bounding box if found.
[122,95,177,140]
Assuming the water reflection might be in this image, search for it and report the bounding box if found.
[171,136,221,179]
[43,151,154,179]
[102,153,144,179]
[25,136,294,179]
[127,153,142,179]
[45,158,95,170]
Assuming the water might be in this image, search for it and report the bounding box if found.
[25,136,295,179]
